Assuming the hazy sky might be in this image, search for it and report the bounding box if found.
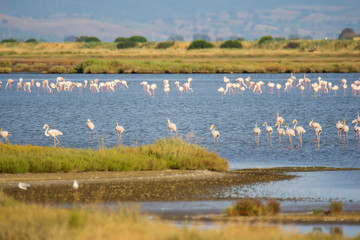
[0,0,359,41]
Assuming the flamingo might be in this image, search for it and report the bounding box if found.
[218,87,225,96]
[150,83,157,96]
[263,122,273,143]
[341,119,349,145]
[292,119,306,148]
[210,125,220,147]
[0,128,11,143]
[309,118,321,140]
[115,122,125,144]
[86,119,95,140]
[336,120,343,141]
[5,79,14,89]
[43,124,63,147]
[315,127,322,149]
[167,119,177,137]
[276,113,284,128]
[356,112,360,124]
[253,121,261,147]
[352,119,360,142]
[275,121,285,147]
[285,123,295,149]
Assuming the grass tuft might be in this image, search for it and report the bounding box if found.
[225,198,281,216]
[0,138,228,173]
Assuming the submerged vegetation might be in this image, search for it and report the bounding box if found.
[0,192,356,240]
[0,39,359,73]
[0,138,228,173]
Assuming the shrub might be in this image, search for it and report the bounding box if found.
[155,41,175,49]
[48,66,67,73]
[329,201,343,215]
[220,40,243,49]
[225,199,280,216]
[117,39,137,49]
[0,61,12,68]
[15,63,29,71]
[75,36,101,42]
[114,37,128,42]
[1,38,18,43]
[129,35,147,42]
[25,38,38,43]
[284,41,300,49]
[258,35,274,45]
[0,67,12,73]
[187,40,214,50]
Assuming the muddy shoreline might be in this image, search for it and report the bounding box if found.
[1,167,358,203]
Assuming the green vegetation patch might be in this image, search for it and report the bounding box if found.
[225,198,281,216]
[0,138,228,173]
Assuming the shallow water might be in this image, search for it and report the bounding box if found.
[1,73,359,169]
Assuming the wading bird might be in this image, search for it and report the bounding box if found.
[253,121,261,147]
[210,125,220,147]
[115,122,125,144]
[285,123,295,149]
[292,119,306,148]
[336,120,343,141]
[167,119,177,137]
[0,128,11,143]
[275,121,285,147]
[43,124,63,147]
[86,119,95,140]
[263,122,273,143]
[341,119,349,145]
[276,113,284,128]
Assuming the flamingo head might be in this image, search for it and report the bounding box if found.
[87,119,91,122]
[263,122,267,127]
[210,125,215,131]
[116,122,118,126]
[168,119,171,124]
[43,124,49,129]
[292,119,297,125]
[285,123,289,128]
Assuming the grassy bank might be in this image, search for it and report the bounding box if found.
[0,40,359,73]
[0,193,355,240]
[0,138,228,173]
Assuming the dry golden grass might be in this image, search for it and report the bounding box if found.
[0,192,353,240]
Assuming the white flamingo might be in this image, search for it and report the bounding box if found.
[43,124,63,147]
[210,125,220,147]
[115,122,125,144]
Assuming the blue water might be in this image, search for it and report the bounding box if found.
[0,73,359,169]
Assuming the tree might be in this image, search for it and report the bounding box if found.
[187,40,214,50]
[117,39,137,49]
[258,35,274,45]
[167,35,184,41]
[155,41,175,49]
[338,28,357,40]
[193,33,211,41]
[75,36,101,42]
[25,38,38,43]
[1,38,18,43]
[129,36,147,42]
[220,40,243,49]
[114,37,128,42]
[288,34,301,40]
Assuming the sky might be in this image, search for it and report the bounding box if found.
[0,0,359,42]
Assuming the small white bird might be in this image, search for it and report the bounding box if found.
[18,182,30,190]
[72,180,79,190]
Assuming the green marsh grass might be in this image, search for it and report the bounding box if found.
[0,192,355,240]
[0,138,228,173]
[225,198,281,216]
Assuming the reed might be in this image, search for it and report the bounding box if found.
[0,138,228,173]
[225,198,281,216]
[0,193,353,240]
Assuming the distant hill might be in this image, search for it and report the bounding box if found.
[0,0,359,42]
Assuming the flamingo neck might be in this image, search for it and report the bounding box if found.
[44,126,50,136]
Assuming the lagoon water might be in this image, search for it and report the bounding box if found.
[1,73,359,169]
[2,73,360,236]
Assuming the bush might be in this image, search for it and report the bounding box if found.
[129,36,147,42]
[117,39,137,49]
[284,41,300,49]
[1,38,18,43]
[329,201,343,215]
[220,40,243,49]
[0,61,12,68]
[225,199,281,216]
[48,66,67,73]
[187,40,214,50]
[114,37,128,42]
[75,36,101,42]
[258,35,274,45]
[0,67,12,73]
[155,41,175,49]
[25,38,38,43]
